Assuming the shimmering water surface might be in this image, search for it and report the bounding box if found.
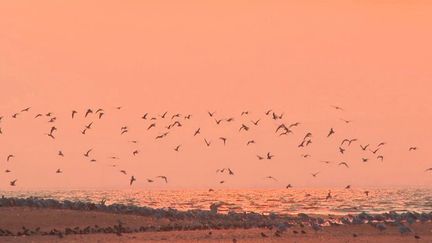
[2,188,432,215]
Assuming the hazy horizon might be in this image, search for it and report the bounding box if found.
[1,1,431,190]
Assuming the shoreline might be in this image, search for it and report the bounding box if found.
[0,197,431,242]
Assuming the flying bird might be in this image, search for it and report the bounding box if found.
[6,154,14,162]
[266,152,274,160]
[327,128,335,137]
[338,162,349,168]
[85,109,93,117]
[246,140,255,146]
[156,176,168,183]
[84,149,92,157]
[360,144,369,151]
[10,179,17,186]
[409,147,418,151]
[130,176,136,185]
[265,176,278,181]
[204,138,211,147]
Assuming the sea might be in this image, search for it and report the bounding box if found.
[2,188,432,215]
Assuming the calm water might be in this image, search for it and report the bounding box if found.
[2,188,432,215]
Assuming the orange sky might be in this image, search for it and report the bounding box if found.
[0,1,431,189]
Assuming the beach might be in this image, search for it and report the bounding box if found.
[0,205,430,242]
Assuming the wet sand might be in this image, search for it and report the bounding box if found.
[0,207,430,242]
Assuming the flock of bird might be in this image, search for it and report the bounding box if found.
[0,105,424,194]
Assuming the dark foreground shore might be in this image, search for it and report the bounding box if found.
[0,197,430,242]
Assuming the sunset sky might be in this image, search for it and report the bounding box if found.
[0,1,431,189]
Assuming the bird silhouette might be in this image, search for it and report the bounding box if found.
[130,176,136,185]
[204,139,211,147]
[56,169,62,173]
[327,128,335,137]
[194,128,201,136]
[360,144,369,151]
[266,152,274,160]
[7,154,14,162]
[156,176,168,183]
[174,145,181,152]
[84,149,92,157]
[265,176,278,181]
[311,172,320,177]
[85,109,93,117]
[71,110,77,118]
[246,140,255,146]
[10,179,17,186]
[409,147,418,151]
[219,137,227,145]
[338,162,349,168]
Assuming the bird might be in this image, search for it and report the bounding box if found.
[130,176,136,185]
[204,139,211,147]
[362,158,368,162]
[260,232,268,238]
[246,140,255,146]
[194,128,201,136]
[339,147,345,154]
[331,105,344,111]
[257,155,265,160]
[424,168,432,172]
[345,185,351,189]
[219,137,227,145]
[34,113,43,118]
[340,119,352,124]
[46,133,55,139]
[301,154,311,158]
[409,147,418,151]
[239,124,249,132]
[360,144,369,151]
[120,170,127,175]
[327,128,335,137]
[174,145,181,152]
[241,111,249,116]
[311,172,320,177]
[147,123,156,130]
[98,112,104,119]
[58,151,64,157]
[219,180,225,184]
[84,149,92,157]
[370,148,381,154]
[215,119,223,125]
[21,107,31,112]
[132,150,139,156]
[377,142,386,147]
[286,184,292,189]
[71,110,77,118]
[6,154,14,162]
[289,122,300,128]
[141,113,148,119]
[56,169,62,173]
[160,111,168,118]
[10,179,17,186]
[251,119,260,126]
[338,162,349,168]
[265,176,278,181]
[364,191,370,197]
[85,109,93,117]
[156,176,168,183]
[326,191,332,200]
[208,111,215,117]
[266,152,274,160]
